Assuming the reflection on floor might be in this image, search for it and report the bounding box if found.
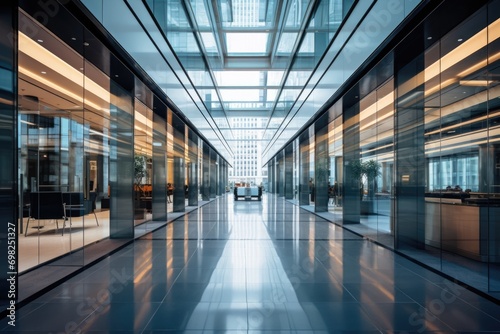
[19,210,111,272]
[319,201,500,300]
[19,199,189,273]
[3,194,500,332]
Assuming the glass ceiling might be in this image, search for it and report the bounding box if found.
[144,0,353,159]
[82,0,421,163]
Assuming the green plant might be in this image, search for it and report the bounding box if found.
[347,159,381,199]
[134,155,147,196]
[363,159,381,180]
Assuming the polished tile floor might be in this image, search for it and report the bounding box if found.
[3,194,500,333]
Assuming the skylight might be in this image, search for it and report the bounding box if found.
[144,0,356,159]
[226,33,269,54]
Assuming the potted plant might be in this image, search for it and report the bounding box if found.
[361,159,381,214]
[347,158,381,214]
[362,159,381,201]
[347,159,364,199]
[134,155,147,219]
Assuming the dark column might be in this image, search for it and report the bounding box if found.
[202,143,210,200]
[173,157,185,212]
[0,0,17,306]
[216,157,222,196]
[478,145,495,193]
[152,102,167,221]
[172,114,185,212]
[187,130,198,206]
[277,152,284,197]
[315,114,329,212]
[284,144,294,199]
[267,163,273,194]
[210,149,217,198]
[394,44,426,249]
[109,58,135,239]
[299,132,310,205]
[343,94,361,224]
[220,161,226,194]
[187,162,198,206]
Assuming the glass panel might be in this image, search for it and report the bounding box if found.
[17,11,116,270]
[299,131,310,205]
[285,144,294,199]
[109,70,134,238]
[202,142,210,201]
[434,6,489,288]
[1,1,16,293]
[134,99,153,225]
[487,0,500,292]
[328,113,343,222]
[167,109,174,212]
[18,12,86,268]
[221,0,277,28]
[226,33,269,54]
[152,102,167,222]
[172,113,186,212]
[357,74,394,246]
[187,129,199,206]
[210,148,217,198]
[315,115,329,212]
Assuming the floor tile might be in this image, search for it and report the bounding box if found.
[9,194,500,333]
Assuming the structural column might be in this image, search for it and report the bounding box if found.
[299,131,310,205]
[0,0,17,304]
[277,152,284,197]
[202,143,210,200]
[284,144,294,199]
[187,130,198,206]
[152,103,167,221]
[343,96,361,224]
[394,43,426,249]
[172,114,185,212]
[109,58,135,238]
[315,114,329,212]
[210,149,217,198]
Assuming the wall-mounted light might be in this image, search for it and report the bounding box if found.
[459,80,493,87]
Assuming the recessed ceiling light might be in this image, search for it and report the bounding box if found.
[83,42,90,46]
[427,36,432,40]
[71,37,76,41]
[115,74,119,77]
[458,38,463,42]
[37,39,43,43]
[41,71,47,74]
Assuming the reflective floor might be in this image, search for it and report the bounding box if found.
[3,194,500,333]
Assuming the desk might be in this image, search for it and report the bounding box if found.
[234,186,262,201]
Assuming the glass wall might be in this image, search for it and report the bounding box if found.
[358,56,394,247]
[315,114,329,212]
[266,0,500,296]
[134,98,153,225]
[14,4,228,276]
[152,97,167,222]
[0,0,16,304]
[328,103,343,222]
[18,11,105,269]
[187,129,199,207]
